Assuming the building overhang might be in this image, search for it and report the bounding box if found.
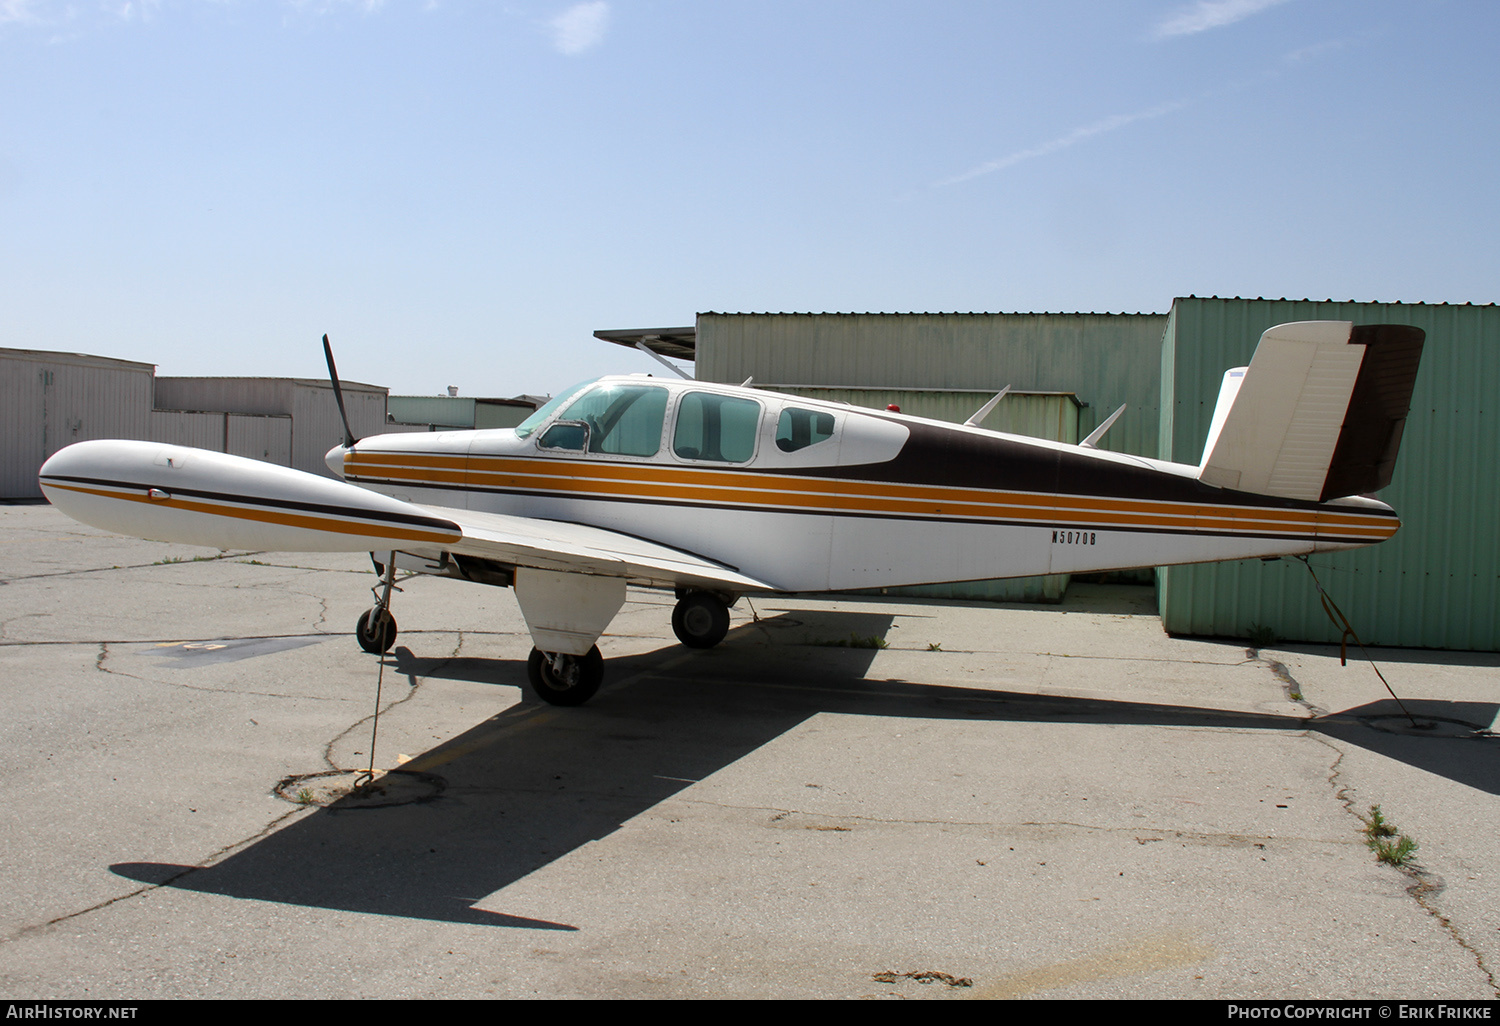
[593,326,697,362]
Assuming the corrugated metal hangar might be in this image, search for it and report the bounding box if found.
[1,349,542,499]
[0,347,388,498]
[1158,298,1497,652]
[605,297,1498,651]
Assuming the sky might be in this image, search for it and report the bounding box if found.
[2,0,1496,397]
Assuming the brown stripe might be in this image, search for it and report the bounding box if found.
[46,482,462,545]
[344,454,1395,540]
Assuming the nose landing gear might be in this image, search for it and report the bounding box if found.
[355,554,400,654]
[356,608,398,654]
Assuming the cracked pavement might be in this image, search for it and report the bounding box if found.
[0,503,1496,999]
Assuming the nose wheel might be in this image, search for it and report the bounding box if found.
[672,591,731,649]
[355,608,397,654]
[528,647,604,706]
[355,553,400,654]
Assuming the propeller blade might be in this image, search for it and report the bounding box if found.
[322,333,358,448]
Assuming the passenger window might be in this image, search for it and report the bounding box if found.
[674,393,761,463]
[776,408,836,452]
[555,384,668,457]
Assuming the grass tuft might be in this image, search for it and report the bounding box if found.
[1362,805,1419,867]
[811,633,889,650]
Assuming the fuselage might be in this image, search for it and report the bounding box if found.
[334,375,1399,593]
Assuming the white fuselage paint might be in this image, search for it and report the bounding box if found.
[337,376,1397,594]
[38,375,1399,597]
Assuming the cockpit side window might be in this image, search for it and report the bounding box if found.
[674,392,761,463]
[775,408,837,452]
[515,380,590,439]
[552,383,668,457]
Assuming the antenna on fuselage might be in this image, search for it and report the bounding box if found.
[634,340,693,380]
[963,386,1011,427]
[1080,404,1126,449]
[322,333,359,448]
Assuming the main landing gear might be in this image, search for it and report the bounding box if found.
[353,559,735,706]
[526,589,734,707]
[671,590,732,649]
[527,646,604,706]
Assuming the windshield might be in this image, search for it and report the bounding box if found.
[514,380,592,439]
[558,383,669,457]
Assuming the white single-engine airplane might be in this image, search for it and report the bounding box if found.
[39,321,1423,706]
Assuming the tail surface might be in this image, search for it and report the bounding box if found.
[1197,321,1424,501]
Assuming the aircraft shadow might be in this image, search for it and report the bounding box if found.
[111,611,1498,929]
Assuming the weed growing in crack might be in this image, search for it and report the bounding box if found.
[1365,804,1396,840]
[1363,805,1420,867]
[810,633,888,650]
[1374,835,1420,866]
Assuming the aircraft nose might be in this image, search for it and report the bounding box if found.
[325,443,350,479]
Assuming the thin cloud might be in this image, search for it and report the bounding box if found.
[0,0,42,24]
[283,1,390,14]
[1154,0,1293,39]
[1283,36,1352,65]
[935,98,1190,187]
[101,0,163,21]
[5,0,396,27]
[550,1,609,56]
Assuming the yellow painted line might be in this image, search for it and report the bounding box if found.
[973,933,1214,999]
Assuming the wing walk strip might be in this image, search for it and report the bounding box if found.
[344,454,1397,543]
[39,478,463,545]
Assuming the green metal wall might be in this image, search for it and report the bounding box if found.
[765,386,1082,443]
[696,312,1168,603]
[697,312,1166,458]
[1158,297,1499,650]
[388,396,535,430]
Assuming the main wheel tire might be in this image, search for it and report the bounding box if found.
[672,592,730,649]
[356,608,397,654]
[527,646,604,706]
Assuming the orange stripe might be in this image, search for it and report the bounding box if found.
[344,454,1395,540]
[353,451,1381,525]
[46,482,461,545]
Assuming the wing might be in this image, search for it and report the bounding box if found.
[423,504,775,594]
[38,439,773,595]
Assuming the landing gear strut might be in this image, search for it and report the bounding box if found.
[528,646,604,706]
[355,555,399,654]
[672,591,731,649]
